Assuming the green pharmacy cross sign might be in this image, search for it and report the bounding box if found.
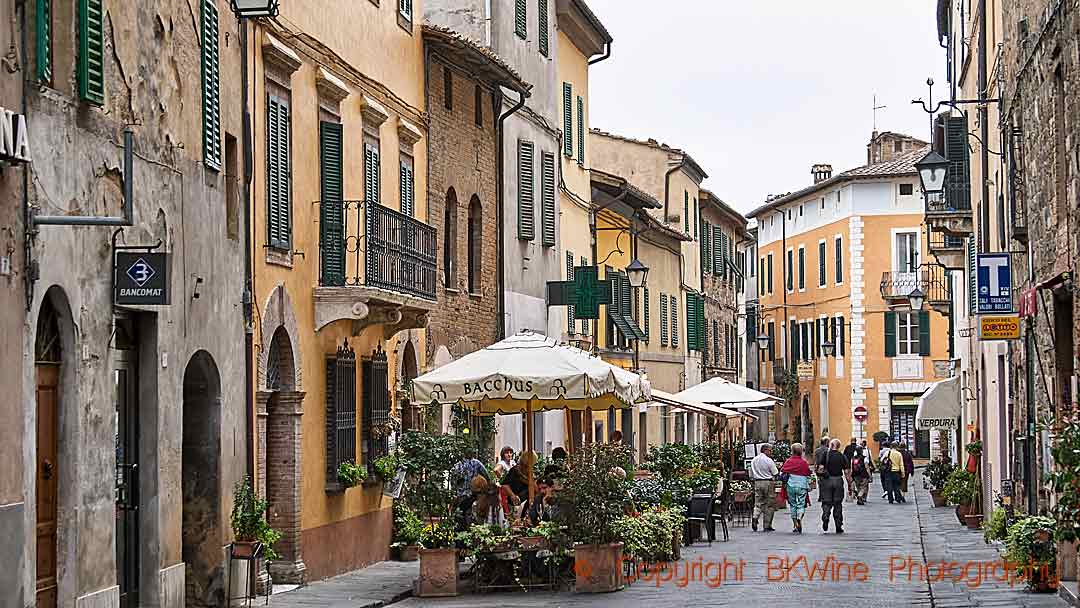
[547,266,611,319]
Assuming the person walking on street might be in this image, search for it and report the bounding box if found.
[880,441,904,503]
[843,438,858,461]
[879,441,893,500]
[849,444,872,505]
[750,443,779,532]
[899,443,915,498]
[818,439,852,533]
[814,436,830,469]
[780,443,812,534]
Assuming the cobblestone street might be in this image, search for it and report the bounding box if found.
[385,472,1068,608]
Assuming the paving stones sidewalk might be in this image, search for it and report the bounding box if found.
[265,560,418,608]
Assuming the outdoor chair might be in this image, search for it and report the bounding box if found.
[713,478,730,542]
[683,492,717,546]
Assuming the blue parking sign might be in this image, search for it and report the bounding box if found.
[977,253,1012,313]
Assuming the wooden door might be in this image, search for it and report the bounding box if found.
[35,364,59,608]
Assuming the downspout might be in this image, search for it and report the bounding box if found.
[587,41,611,65]
[483,0,493,47]
[496,87,528,340]
[32,128,135,226]
[20,0,30,310]
[662,164,680,224]
[977,0,990,253]
[241,19,255,483]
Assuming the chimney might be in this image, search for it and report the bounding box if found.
[811,164,833,184]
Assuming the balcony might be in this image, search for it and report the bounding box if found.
[879,265,952,315]
[315,199,438,336]
[926,225,965,270]
[924,189,973,237]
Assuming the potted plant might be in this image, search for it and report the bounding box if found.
[983,507,1011,545]
[943,468,978,525]
[391,501,423,561]
[337,460,367,489]
[556,441,635,593]
[925,456,955,508]
[730,480,752,503]
[1005,516,1058,592]
[373,454,401,484]
[417,519,459,597]
[230,476,281,559]
[1048,418,1080,588]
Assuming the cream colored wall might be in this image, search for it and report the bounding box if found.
[589,135,670,207]
[251,14,427,532]
[558,30,591,199]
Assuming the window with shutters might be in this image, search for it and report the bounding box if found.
[702,221,711,273]
[361,347,391,474]
[686,293,704,351]
[643,287,650,342]
[319,121,345,286]
[78,0,104,105]
[693,199,698,241]
[576,97,585,165]
[475,84,484,127]
[35,0,52,84]
[266,95,292,251]
[660,293,668,347]
[798,246,805,290]
[967,236,976,314]
[712,225,722,275]
[684,191,690,235]
[517,140,535,240]
[838,316,846,357]
[566,252,576,332]
[364,137,381,204]
[818,241,826,287]
[443,67,453,110]
[325,342,357,491]
[538,0,549,56]
[468,196,482,294]
[400,155,415,217]
[766,322,775,361]
[580,256,589,335]
[944,115,971,211]
[896,312,920,356]
[515,0,527,39]
[541,152,556,246]
[444,189,458,288]
[786,249,794,291]
[789,320,797,363]
[201,0,222,170]
[670,294,679,348]
[835,236,843,283]
[713,319,720,366]
[758,257,765,294]
[562,83,573,156]
[767,254,773,294]
[398,0,413,30]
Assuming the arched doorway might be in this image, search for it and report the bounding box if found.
[258,326,305,583]
[34,294,63,608]
[182,352,223,607]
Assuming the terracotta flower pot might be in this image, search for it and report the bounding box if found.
[964,514,984,530]
[734,491,750,502]
[395,545,419,562]
[518,536,550,551]
[956,503,974,525]
[230,540,261,559]
[929,490,946,508]
[417,548,459,597]
[574,543,625,593]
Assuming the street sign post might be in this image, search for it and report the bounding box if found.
[976,253,1013,313]
[853,405,869,422]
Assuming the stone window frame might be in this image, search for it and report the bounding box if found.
[397,118,423,217]
[262,34,302,269]
[361,96,390,206]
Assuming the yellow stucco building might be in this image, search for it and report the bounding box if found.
[750,134,950,457]
[248,2,433,582]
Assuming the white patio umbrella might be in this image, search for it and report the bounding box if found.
[675,377,783,409]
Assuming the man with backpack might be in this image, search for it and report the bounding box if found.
[849,445,873,505]
[879,441,904,503]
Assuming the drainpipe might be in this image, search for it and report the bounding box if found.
[32,128,135,226]
[20,0,30,310]
[588,42,611,65]
[495,87,528,340]
[241,19,255,483]
[977,0,990,254]
[662,164,681,224]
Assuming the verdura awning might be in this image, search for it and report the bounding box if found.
[916,376,961,430]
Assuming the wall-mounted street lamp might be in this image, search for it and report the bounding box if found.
[755,333,771,351]
[230,0,279,18]
[821,340,836,358]
[908,287,926,311]
[626,259,649,289]
[915,150,949,199]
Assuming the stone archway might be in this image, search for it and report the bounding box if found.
[256,326,305,584]
[182,351,223,607]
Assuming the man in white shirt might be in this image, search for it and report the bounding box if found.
[750,443,779,532]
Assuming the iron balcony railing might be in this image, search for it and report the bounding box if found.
[927,228,964,251]
[879,265,951,304]
[1008,126,1028,242]
[318,199,437,300]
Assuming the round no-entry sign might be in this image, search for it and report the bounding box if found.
[853,405,869,421]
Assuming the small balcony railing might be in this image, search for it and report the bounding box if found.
[927,229,964,251]
[879,265,951,305]
[318,199,437,300]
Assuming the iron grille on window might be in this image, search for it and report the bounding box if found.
[362,346,391,475]
[326,341,357,491]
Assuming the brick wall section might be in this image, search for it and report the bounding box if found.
[701,207,743,381]
[425,57,500,362]
[1001,0,1079,508]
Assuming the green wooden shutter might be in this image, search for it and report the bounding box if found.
[660,292,668,346]
[693,199,698,240]
[541,152,556,246]
[701,220,711,273]
[320,122,344,286]
[562,84,573,156]
[576,96,584,164]
[798,247,805,289]
[267,97,292,250]
[884,311,897,357]
[818,241,826,286]
[78,0,105,105]
[944,115,971,211]
[712,226,722,274]
[515,0,527,39]
[538,0,549,56]
[517,140,535,240]
[671,294,679,348]
[918,311,930,356]
[35,0,51,82]
[684,192,689,234]
[967,236,977,314]
[201,0,222,170]
[399,161,415,217]
[686,295,697,351]
[643,287,650,342]
[566,252,575,331]
[721,231,729,279]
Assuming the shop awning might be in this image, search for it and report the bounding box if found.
[916,376,961,430]
[650,389,742,418]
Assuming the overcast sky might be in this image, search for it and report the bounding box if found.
[586,0,946,214]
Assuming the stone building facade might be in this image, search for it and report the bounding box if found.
[699,189,747,384]
[20,2,245,608]
[422,26,529,412]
